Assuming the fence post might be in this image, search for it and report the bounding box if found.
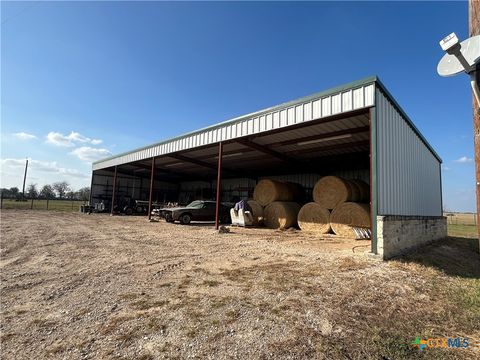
[47,199,49,210]
[0,192,3,210]
[71,200,74,210]
[31,198,34,210]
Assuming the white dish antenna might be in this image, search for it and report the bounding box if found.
[437,33,480,76]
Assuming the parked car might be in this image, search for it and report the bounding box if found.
[156,200,231,225]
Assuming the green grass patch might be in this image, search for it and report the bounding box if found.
[447,224,478,239]
[1,199,84,211]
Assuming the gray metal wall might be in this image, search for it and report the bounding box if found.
[91,170,179,206]
[376,89,442,216]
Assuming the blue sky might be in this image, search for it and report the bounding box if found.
[1,1,476,212]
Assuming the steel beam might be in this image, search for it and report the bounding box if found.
[110,166,118,216]
[215,142,223,230]
[234,138,297,165]
[148,157,155,220]
[286,140,370,156]
[169,153,248,178]
[268,126,370,148]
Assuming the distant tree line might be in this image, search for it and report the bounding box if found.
[0,182,90,201]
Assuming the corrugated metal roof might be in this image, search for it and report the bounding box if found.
[92,76,441,170]
[93,76,377,170]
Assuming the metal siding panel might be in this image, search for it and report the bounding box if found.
[365,84,375,106]
[312,99,321,119]
[280,109,287,127]
[287,107,295,125]
[353,87,364,109]
[332,94,342,114]
[376,89,441,216]
[253,117,260,133]
[295,105,304,123]
[242,121,248,136]
[273,112,280,128]
[322,97,331,117]
[266,113,273,130]
[247,119,254,135]
[258,115,264,132]
[221,127,226,141]
[304,102,312,121]
[342,90,353,112]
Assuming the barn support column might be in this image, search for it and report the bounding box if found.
[369,107,378,255]
[89,171,95,206]
[148,157,156,220]
[110,166,118,216]
[215,142,223,230]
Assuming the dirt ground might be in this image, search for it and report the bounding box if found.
[1,210,478,359]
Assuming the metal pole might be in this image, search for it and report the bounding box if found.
[111,166,118,216]
[469,0,480,247]
[31,198,34,210]
[89,172,95,206]
[215,142,223,230]
[368,108,377,254]
[148,157,156,220]
[22,159,28,200]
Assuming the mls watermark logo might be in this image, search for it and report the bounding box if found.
[410,337,469,351]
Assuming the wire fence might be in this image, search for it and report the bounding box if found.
[444,212,477,226]
[0,198,85,212]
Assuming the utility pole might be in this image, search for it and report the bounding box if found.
[22,158,28,200]
[469,0,480,244]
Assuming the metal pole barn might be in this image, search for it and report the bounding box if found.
[148,157,156,220]
[215,142,223,230]
[469,0,480,246]
[110,166,118,216]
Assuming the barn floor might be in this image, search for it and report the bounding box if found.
[0,210,478,359]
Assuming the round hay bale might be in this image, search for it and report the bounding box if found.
[350,179,370,202]
[263,202,301,229]
[297,202,331,233]
[312,176,354,209]
[253,179,296,206]
[330,202,370,237]
[247,200,264,226]
[346,180,361,202]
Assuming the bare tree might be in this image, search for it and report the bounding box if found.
[66,190,76,200]
[76,187,91,202]
[52,181,70,199]
[9,187,20,200]
[27,183,38,199]
[40,184,55,199]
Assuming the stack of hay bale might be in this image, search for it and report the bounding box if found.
[297,176,370,238]
[248,179,302,229]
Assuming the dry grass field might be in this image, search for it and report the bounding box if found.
[0,210,479,359]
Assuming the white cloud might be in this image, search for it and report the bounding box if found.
[45,131,103,147]
[454,156,473,163]
[14,132,37,140]
[0,158,89,179]
[442,165,451,171]
[70,147,111,162]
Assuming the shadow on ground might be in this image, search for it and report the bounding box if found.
[396,236,480,279]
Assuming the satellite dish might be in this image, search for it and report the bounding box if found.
[437,34,480,76]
